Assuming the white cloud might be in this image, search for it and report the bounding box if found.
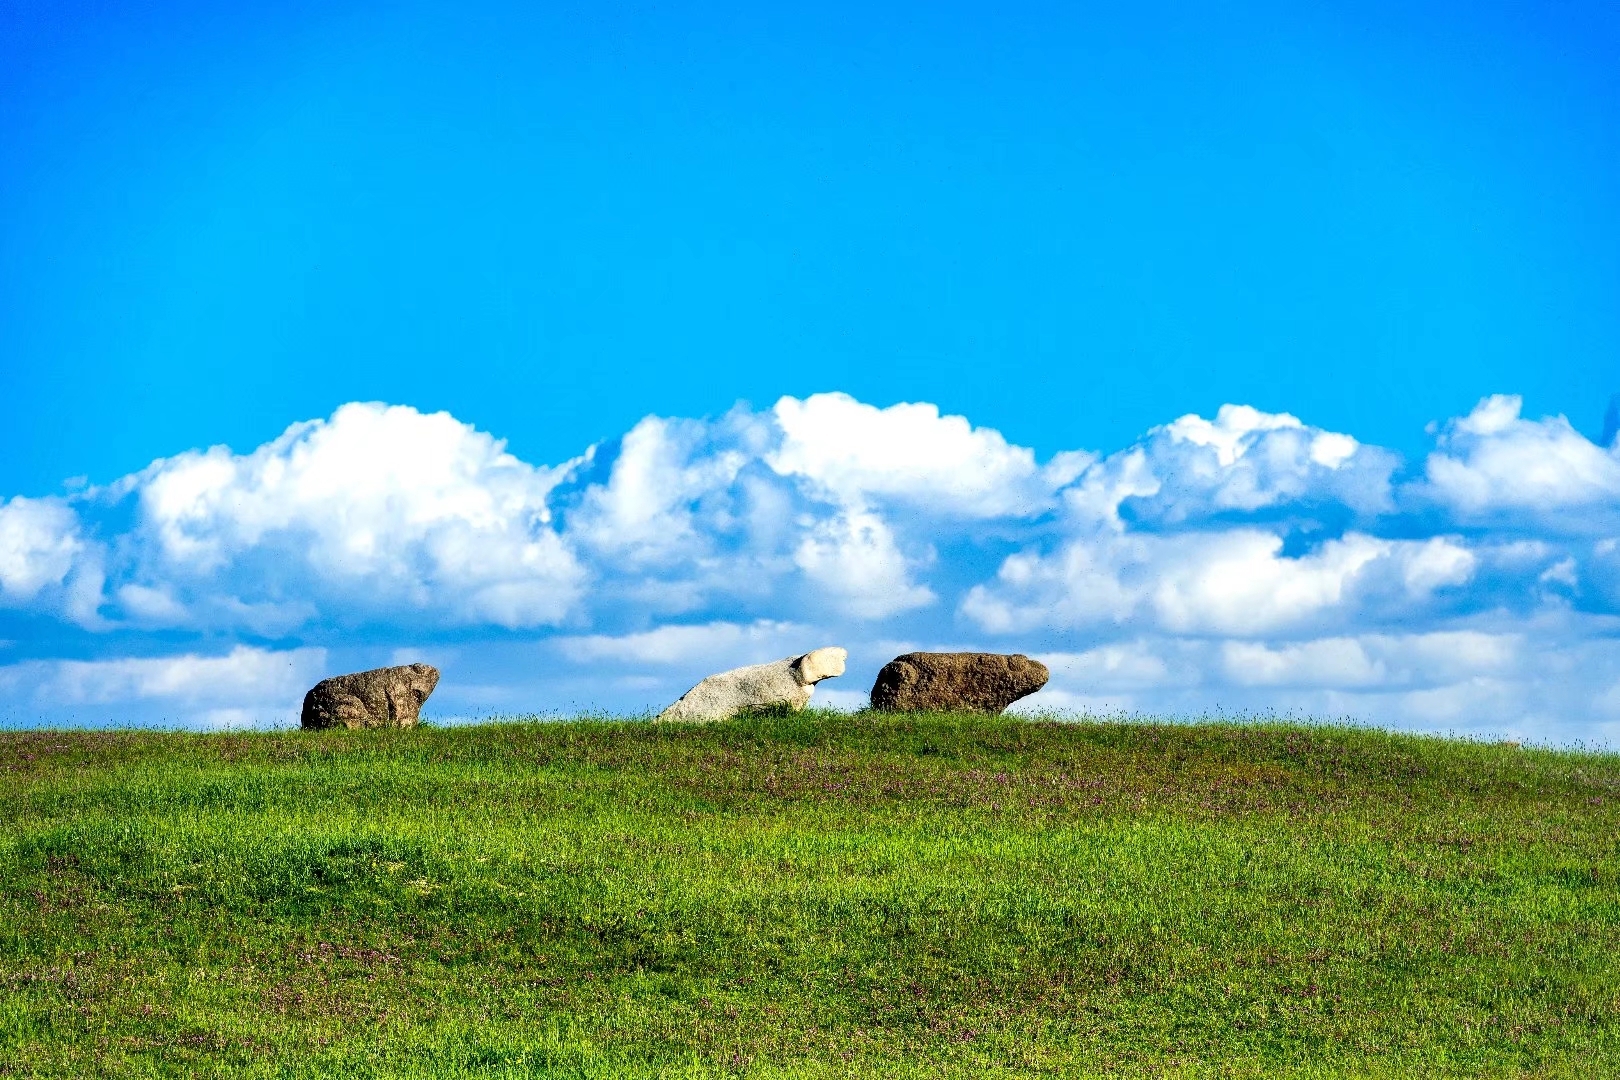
[0,646,328,728]
[1033,630,1524,699]
[1149,532,1390,634]
[1399,537,1477,595]
[1039,641,1191,690]
[0,496,85,603]
[1061,404,1397,526]
[42,645,326,704]
[568,412,759,564]
[961,529,1454,636]
[1166,404,1310,467]
[1017,627,1619,741]
[1219,631,1517,690]
[1423,395,1620,518]
[1223,637,1386,688]
[792,507,935,619]
[1391,630,1521,680]
[768,393,1085,516]
[115,583,187,622]
[3,391,1620,740]
[103,403,586,629]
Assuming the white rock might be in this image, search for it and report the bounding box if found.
[656,647,848,723]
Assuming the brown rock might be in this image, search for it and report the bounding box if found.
[300,664,440,730]
[869,652,1048,713]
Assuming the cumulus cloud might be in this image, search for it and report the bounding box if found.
[791,508,936,619]
[0,496,105,627]
[567,412,760,565]
[1422,394,1620,520]
[768,393,1087,516]
[2,391,1618,741]
[1062,404,1398,526]
[45,403,585,631]
[0,497,83,602]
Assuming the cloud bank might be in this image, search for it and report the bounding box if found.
[3,392,1618,743]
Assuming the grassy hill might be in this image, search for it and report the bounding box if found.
[1,712,1617,1078]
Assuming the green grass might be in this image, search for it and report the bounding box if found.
[1,712,1617,1078]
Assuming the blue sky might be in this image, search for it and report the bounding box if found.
[1,1,1618,738]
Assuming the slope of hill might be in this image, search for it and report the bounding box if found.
[2,713,1617,1077]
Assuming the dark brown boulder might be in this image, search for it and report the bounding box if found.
[869,652,1048,713]
[300,664,439,730]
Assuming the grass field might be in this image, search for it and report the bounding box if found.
[1,712,1617,1078]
